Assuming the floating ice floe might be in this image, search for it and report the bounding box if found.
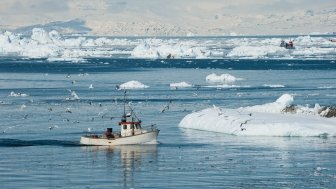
[291,47,336,56]
[227,45,287,58]
[206,73,239,84]
[179,94,336,137]
[263,84,285,88]
[170,82,192,89]
[317,85,334,89]
[9,91,28,97]
[117,80,149,90]
[204,84,250,89]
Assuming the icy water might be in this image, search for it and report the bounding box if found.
[0,58,336,188]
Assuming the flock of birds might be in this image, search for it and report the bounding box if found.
[2,73,176,134]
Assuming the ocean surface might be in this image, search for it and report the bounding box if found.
[0,58,336,188]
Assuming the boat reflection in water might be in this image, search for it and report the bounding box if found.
[81,144,158,188]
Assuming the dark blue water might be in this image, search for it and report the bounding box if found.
[0,58,336,188]
[0,58,336,73]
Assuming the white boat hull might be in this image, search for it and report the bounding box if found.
[80,130,159,146]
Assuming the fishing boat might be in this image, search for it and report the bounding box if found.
[80,92,159,146]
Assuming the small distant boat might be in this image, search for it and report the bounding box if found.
[280,40,295,49]
[330,38,336,42]
[80,92,159,146]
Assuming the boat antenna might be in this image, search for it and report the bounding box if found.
[128,103,140,121]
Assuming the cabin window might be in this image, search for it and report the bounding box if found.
[130,124,134,129]
[123,125,127,130]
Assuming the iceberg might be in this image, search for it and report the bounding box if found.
[31,28,53,44]
[206,73,238,84]
[170,82,192,89]
[118,80,149,90]
[179,94,336,137]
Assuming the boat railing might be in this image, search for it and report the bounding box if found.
[141,124,159,133]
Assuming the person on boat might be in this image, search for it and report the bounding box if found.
[104,128,114,138]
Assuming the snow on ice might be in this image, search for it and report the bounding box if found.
[118,80,149,90]
[206,73,239,84]
[179,94,336,137]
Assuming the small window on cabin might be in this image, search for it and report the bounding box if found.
[130,124,134,129]
[123,125,127,130]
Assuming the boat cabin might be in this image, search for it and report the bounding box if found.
[118,113,142,137]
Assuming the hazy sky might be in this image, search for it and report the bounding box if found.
[0,0,335,35]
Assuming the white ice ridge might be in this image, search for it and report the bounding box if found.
[0,28,130,60]
[131,39,210,59]
[206,73,239,84]
[179,94,336,137]
[118,80,149,90]
[170,81,192,89]
[227,45,287,58]
[1,28,336,60]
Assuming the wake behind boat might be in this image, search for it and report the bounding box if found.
[80,92,159,146]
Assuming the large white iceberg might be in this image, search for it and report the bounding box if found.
[179,94,336,137]
[118,80,149,90]
[206,73,238,84]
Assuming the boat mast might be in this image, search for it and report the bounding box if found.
[123,90,126,118]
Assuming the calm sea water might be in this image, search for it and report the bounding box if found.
[0,58,336,188]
